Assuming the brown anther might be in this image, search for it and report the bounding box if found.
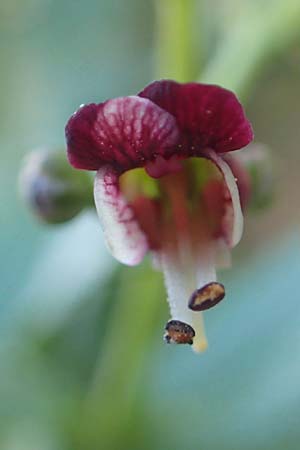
[188,282,225,311]
[164,320,195,345]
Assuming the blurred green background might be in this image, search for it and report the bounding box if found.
[1,0,300,449]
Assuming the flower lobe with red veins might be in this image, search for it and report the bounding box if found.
[139,80,253,154]
[66,96,180,172]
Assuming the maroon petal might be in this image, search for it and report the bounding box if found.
[139,80,253,154]
[65,96,180,172]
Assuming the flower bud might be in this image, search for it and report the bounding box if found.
[19,149,93,224]
[233,144,274,211]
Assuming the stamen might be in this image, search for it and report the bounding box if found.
[189,282,225,311]
[164,320,195,345]
[160,245,208,353]
[158,168,227,354]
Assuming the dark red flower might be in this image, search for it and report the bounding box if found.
[66,80,252,172]
[65,80,253,352]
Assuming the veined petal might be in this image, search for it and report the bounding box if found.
[94,166,148,265]
[204,150,244,247]
[66,96,180,171]
[139,80,253,154]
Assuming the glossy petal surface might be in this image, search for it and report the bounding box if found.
[66,96,179,171]
[139,80,253,154]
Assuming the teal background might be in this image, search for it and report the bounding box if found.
[1,1,300,449]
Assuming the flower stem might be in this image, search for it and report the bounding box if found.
[78,2,200,447]
[154,0,198,82]
[77,264,163,448]
[200,1,300,100]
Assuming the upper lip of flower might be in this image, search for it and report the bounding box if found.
[65,79,253,173]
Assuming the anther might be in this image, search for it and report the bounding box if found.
[188,282,225,311]
[164,320,195,345]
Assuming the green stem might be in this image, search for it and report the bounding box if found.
[78,2,199,447]
[200,0,300,100]
[154,0,198,81]
[77,263,163,449]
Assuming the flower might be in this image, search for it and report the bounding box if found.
[65,80,253,352]
[19,149,93,224]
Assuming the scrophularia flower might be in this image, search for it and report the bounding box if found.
[65,80,253,352]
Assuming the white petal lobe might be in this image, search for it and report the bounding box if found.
[94,167,148,266]
[206,149,244,247]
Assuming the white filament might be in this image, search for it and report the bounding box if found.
[160,239,219,353]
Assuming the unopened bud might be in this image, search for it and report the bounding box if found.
[234,144,274,211]
[19,149,93,224]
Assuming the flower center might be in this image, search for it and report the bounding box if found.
[120,156,224,250]
[120,155,229,352]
